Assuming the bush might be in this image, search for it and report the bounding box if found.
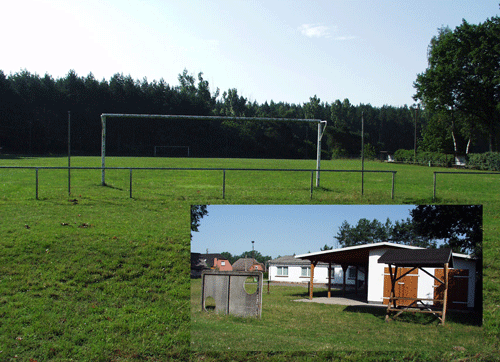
[393,149,454,166]
[364,143,377,160]
[394,149,414,163]
[331,147,348,160]
[468,152,500,171]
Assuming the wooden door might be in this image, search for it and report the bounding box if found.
[383,267,419,306]
[434,269,469,310]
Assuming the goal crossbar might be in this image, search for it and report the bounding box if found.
[101,113,327,187]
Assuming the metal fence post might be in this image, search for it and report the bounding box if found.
[310,171,314,199]
[222,170,226,199]
[130,168,133,198]
[391,172,396,199]
[35,168,39,200]
[433,172,437,200]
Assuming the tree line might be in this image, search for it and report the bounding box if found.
[0,68,422,159]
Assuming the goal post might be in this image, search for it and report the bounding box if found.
[100,114,327,186]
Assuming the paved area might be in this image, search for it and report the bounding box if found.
[294,296,386,307]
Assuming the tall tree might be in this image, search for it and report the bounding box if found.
[414,18,500,152]
[410,205,482,257]
[191,205,208,239]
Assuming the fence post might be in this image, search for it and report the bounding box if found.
[130,168,133,198]
[310,171,314,199]
[391,172,396,199]
[222,170,226,199]
[35,168,39,200]
[433,172,437,200]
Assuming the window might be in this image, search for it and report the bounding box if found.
[301,267,310,277]
[277,266,288,276]
[221,261,225,266]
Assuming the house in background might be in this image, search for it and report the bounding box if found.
[268,255,364,287]
[191,253,209,278]
[191,253,232,278]
[232,258,265,272]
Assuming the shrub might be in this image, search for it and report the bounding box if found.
[468,152,500,171]
[331,147,348,160]
[394,149,414,163]
[393,149,454,166]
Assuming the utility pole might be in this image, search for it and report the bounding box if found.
[361,112,364,196]
[413,104,419,163]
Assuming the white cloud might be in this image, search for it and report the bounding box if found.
[298,23,357,41]
[298,24,331,38]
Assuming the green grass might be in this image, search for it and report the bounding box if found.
[1,156,499,361]
[191,280,490,360]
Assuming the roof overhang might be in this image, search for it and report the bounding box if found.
[295,242,471,267]
[378,248,454,268]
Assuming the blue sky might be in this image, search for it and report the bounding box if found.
[2,0,498,107]
[191,205,417,258]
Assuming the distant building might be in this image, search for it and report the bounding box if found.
[232,258,264,272]
[191,253,232,278]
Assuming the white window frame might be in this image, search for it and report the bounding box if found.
[277,266,288,276]
[301,266,310,277]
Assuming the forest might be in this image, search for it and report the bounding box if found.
[0,67,489,159]
[1,15,498,159]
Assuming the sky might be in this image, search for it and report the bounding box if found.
[2,0,498,108]
[191,205,417,259]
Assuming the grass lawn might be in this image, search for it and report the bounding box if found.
[191,279,489,360]
[1,156,499,361]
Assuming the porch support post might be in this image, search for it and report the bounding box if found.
[309,261,317,300]
[341,264,348,297]
[442,262,449,325]
[328,262,332,298]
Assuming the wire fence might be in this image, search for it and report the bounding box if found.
[0,166,397,200]
[433,171,500,200]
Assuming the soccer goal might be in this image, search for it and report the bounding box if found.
[100,114,327,186]
[154,146,190,157]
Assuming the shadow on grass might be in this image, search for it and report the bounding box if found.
[99,183,124,191]
[343,305,482,327]
[290,288,482,327]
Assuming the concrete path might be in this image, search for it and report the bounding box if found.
[294,297,386,307]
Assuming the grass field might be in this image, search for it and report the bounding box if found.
[1,156,499,361]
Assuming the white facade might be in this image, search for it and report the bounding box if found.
[268,259,364,286]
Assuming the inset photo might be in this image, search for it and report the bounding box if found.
[190,204,482,352]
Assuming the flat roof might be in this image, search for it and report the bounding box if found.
[378,248,454,268]
[295,242,471,266]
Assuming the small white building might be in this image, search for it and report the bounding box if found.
[268,255,364,286]
[295,242,477,309]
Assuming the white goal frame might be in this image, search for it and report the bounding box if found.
[100,114,327,186]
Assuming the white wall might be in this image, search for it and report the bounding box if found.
[269,264,363,285]
[368,248,388,304]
